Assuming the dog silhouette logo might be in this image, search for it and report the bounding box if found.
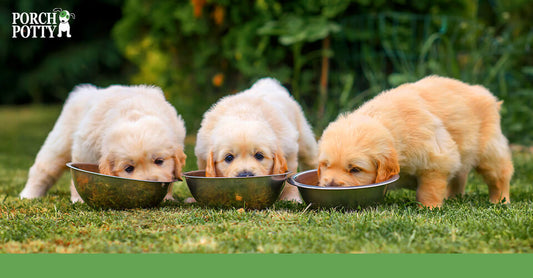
[53,8,75,38]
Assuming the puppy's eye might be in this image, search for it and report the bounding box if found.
[125,165,135,173]
[350,167,361,174]
[224,154,234,163]
[254,152,264,161]
[154,158,164,165]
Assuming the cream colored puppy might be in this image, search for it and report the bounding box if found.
[195,78,318,201]
[317,76,513,208]
[20,84,187,202]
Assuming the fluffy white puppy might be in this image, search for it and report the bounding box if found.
[195,78,318,201]
[20,84,187,202]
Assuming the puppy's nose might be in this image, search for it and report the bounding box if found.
[236,171,255,177]
[327,179,343,187]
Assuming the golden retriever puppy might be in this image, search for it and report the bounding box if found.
[195,78,318,201]
[317,76,513,208]
[20,84,187,202]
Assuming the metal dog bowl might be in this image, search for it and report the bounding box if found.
[183,170,290,209]
[288,169,399,209]
[67,163,173,209]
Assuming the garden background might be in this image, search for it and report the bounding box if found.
[2,0,533,141]
[1,0,532,254]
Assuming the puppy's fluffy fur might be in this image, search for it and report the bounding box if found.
[195,78,318,201]
[318,76,513,208]
[20,85,187,202]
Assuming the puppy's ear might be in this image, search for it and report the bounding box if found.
[316,161,325,178]
[173,146,187,181]
[271,148,288,174]
[374,148,400,183]
[99,155,114,176]
[205,151,217,177]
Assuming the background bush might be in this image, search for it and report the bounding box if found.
[2,0,533,144]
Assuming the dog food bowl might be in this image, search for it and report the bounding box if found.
[288,169,399,209]
[183,170,290,209]
[67,163,173,209]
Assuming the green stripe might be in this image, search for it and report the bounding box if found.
[1,254,532,277]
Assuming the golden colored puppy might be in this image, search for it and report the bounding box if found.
[195,78,318,201]
[318,76,513,208]
[20,85,187,202]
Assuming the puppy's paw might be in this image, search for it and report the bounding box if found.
[19,186,45,199]
[417,200,442,209]
[163,193,176,202]
[70,195,84,203]
[279,185,302,203]
[70,182,84,203]
[184,197,197,204]
[279,194,303,203]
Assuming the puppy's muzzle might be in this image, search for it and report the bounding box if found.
[325,180,344,187]
[236,171,255,177]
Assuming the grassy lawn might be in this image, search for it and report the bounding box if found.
[0,105,532,253]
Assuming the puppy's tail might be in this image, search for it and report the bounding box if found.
[472,84,504,112]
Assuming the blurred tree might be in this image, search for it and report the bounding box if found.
[112,0,478,132]
[3,0,532,144]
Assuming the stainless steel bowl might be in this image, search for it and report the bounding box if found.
[67,163,173,209]
[288,169,399,209]
[183,170,290,209]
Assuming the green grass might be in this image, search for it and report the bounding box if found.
[0,105,532,253]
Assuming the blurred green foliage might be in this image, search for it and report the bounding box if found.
[3,0,532,144]
[333,10,533,143]
[112,0,477,131]
[112,0,533,144]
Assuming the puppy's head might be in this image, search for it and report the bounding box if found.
[317,115,399,187]
[205,120,287,177]
[98,116,186,182]
[58,10,73,23]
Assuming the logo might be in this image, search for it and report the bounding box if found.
[12,8,75,39]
